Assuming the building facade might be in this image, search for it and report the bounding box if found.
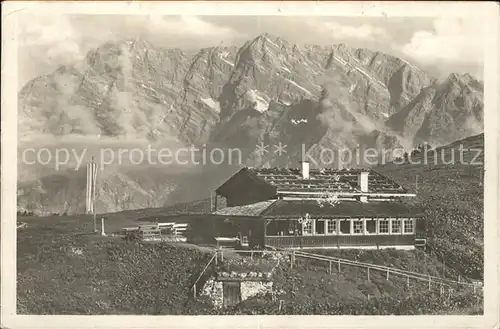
[193,162,425,250]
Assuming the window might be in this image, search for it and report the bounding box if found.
[391,219,402,234]
[315,220,325,234]
[403,219,414,234]
[340,220,350,234]
[379,220,389,234]
[303,221,313,235]
[353,221,363,234]
[366,220,376,234]
[327,220,337,234]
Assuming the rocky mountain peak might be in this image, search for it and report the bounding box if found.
[19,34,483,160]
[17,33,484,215]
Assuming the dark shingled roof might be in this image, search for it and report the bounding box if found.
[246,167,408,194]
[211,200,424,218]
[212,201,275,217]
[262,200,424,218]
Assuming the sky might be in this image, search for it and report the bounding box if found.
[18,14,485,89]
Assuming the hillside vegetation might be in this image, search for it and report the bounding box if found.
[376,134,484,280]
[17,134,484,314]
[17,217,482,315]
[18,33,483,215]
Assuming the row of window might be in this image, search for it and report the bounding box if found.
[302,218,415,235]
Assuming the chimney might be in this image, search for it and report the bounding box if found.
[300,161,310,179]
[358,170,369,202]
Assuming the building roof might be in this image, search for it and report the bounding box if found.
[211,199,424,219]
[262,200,425,218]
[217,167,409,196]
[212,200,276,217]
[250,167,408,194]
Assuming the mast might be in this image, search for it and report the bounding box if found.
[86,157,98,233]
[93,157,98,232]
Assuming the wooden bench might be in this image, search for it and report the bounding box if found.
[139,225,162,240]
[215,237,240,249]
[121,227,140,232]
[173,223,188,235]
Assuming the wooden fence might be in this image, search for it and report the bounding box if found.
[217,248,483,292]
[292,250,482,292]
[192,252,218,298]
[191,248,483,300]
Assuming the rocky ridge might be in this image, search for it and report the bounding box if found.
[17,33,484,214]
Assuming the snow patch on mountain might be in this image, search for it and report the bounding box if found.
[355,67,386,88]
[281,66,292,73]
[264,37,280,49]
[334,56,347,66]
[245,89,269,113]
[285,79,313,95]
[200,97,221,113]
[221,58,234,67]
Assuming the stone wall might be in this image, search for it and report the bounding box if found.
[241,281,273,301]
[200,277,273,308]
[200,278,224,308]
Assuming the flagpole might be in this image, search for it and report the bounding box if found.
[93,157,97,233]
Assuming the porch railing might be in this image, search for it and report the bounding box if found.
[293,250,483,291]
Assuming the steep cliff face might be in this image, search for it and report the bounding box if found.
[17,34,484,215]
[19,40,239,145]
[386,73,484,146]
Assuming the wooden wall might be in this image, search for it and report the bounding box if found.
[186,216,266,248]
[265,234,416,249]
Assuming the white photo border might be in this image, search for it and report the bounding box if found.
[2,1,499,329]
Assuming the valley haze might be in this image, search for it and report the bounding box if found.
[16,15,485,216]
[3,2,499,325]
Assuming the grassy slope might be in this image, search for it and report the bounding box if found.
[17,134,484,314]
[17,223,211,314]
[17,217,482,315]
[376,133,484,279]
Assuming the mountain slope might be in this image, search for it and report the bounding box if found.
[386,73,483,146]
[17,134,484,314]
[18,34,484,214]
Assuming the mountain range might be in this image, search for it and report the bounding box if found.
[17,33,484,215]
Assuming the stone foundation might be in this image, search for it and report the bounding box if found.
[241,281,273,301]
[200,278,224,308]
[199,271,274,308]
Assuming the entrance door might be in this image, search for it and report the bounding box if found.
[223,281,241,307]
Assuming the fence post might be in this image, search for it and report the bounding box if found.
[428,275,431,290]
[221,249,224,262]
[386,269,389,281]
[406,275,410,288]
[215,251,218,266]
[337,259,341,272]
[329,261,332,274]
[367,268,370,282]
[193,284,196,298]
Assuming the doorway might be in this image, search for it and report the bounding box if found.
[223,281,242,307]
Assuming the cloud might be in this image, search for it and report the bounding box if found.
[17,14,484,87]
[19,14,76,46]
[401,16,485,65]
[17,15,243,88]
[315,21,389,41]
[145,15,239,39]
